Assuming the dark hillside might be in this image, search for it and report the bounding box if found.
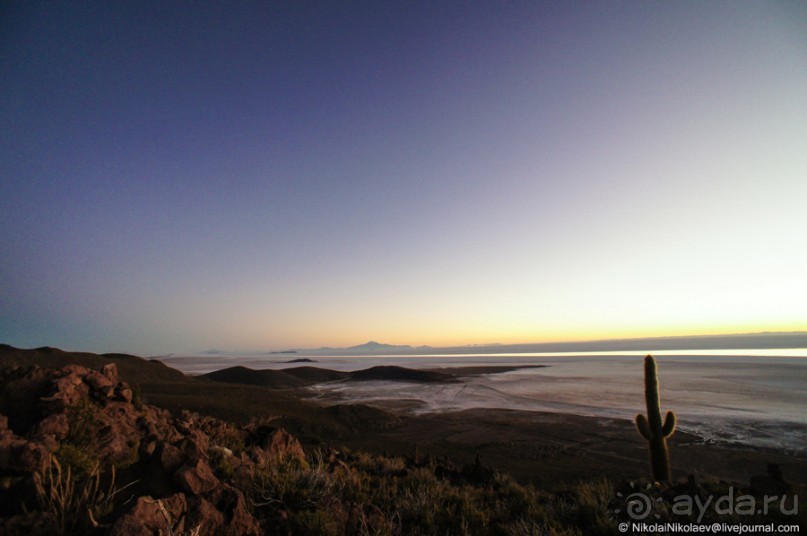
[201,366,307,389]
[281,366,349,383]
[0,345,321,435]
[0,344,184,384]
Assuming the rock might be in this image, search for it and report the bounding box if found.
[180,429,210,461]
[137,418,162,459]
[17,441,51,473]
[232,460,256,492]
[184,487,260,536]
[0,437,49,474]
[154,441,185,473]
[139,440,157,459]
[39,369,89,412]
[210,444,233,458]
[85,370,115,393]
[248,425,305,462]
[94,403,142,467]
[33,414,69,443]
[138,417,159,441]
[147,408,183,444]
[110,493,187,536]
[187,497,225,534]
[116,387,133,403]
[175,412,195,434]
[174,458,220,495]
[225,489,261,536]
[102,363,119,381]
[61,364,89,375]
[210,485,261,536]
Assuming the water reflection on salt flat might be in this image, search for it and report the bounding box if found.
[306,355,807,453]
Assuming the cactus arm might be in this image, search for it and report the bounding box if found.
[662,411,676,437]
[635,414,652,440]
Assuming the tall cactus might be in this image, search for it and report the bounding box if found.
[635,354,676,482]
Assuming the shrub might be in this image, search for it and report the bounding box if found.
[34,455,134,535]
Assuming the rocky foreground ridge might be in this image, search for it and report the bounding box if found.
[0,361,525,535]
[0,363,304,535]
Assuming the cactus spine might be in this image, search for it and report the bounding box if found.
[635,354,676,482]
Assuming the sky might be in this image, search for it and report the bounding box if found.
[1,1,806,355]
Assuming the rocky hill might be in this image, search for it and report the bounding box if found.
[201,364,454,388]
[201,366,309,389]
[0,362,303,534]
[0,344,184,384]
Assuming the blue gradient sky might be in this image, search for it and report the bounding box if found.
[2,2,806,354]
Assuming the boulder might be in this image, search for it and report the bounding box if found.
[39,368,89,412]
[174,458,220,495]
[180,428,210,461]
[0,430,49,474]
[186,497,225,534]
[248,425,305,462]
[110,493,187,536]
[85,370,115,393]
[32,413,69,445]
[102,363,119,381]
[116,386,133,403]
[94,403,142,467]
[210,485,261,536]
[154,441,185,474]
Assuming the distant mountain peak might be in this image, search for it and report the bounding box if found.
[347,341,413,351]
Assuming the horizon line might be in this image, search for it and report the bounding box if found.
[183,330,807,357]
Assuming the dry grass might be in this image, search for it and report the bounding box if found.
[33,455,137,535]
[141,497,201,536]
[249,449,619,535]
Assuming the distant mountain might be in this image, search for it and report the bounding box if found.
[431,331,807,354]
[347,341,415,352]
[234,331,807,358]
[274,341,430,356]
